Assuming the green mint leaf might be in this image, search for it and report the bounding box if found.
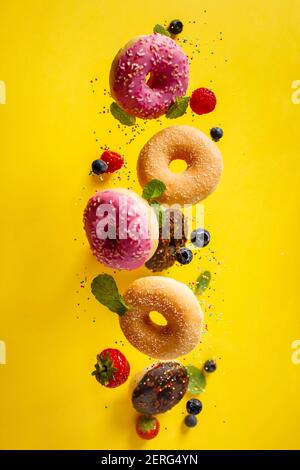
[186,365,206,395]
[150,201,165,228]
[91,274,127,316]
[153,24,171,37]
[142,179,166,201]
[166,96,190,119]
[195,271,211,295]
[110,102,136,126]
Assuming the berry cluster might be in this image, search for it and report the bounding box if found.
[91,150,124,175]
[184,360,217,429]
[175,228,211,266]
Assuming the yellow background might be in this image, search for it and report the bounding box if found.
[0,0,300,450]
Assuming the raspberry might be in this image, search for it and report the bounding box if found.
[189,88,216,115]
[101,150,124,173]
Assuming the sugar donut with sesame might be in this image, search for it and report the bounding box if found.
[109,33,189,119]
[120,276,203,359]
[83,189,158,270]
[137,125,223,205]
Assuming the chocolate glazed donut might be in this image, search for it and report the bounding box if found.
[132,362,189,415]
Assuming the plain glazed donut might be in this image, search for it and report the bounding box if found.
[137,125,223,205]
[120,276,203,359]
[109,34,189,119]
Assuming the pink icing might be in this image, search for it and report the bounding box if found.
[112,33,189,119]
[83,190,154,270]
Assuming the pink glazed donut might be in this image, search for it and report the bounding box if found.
[109,33,189,119]
[83,189,159,270]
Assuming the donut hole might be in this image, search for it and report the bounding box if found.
[149,310,168,326]
[169,159,188,174]
[146,72,155,88]
[146,71,166,90]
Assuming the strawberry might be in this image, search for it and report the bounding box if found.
[101,150,124,173]
[189,87,217,115]
[92,349,130,388]
[136,415,160,440]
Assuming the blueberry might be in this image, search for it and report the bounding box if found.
[190,228,210,248]
[92,159,108,175]
[210,127,223,142]
[204,359,217,373]
[175,247,193,265]
[184,414,197,428]
[168,20,183,35]
[186,399,202,415]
